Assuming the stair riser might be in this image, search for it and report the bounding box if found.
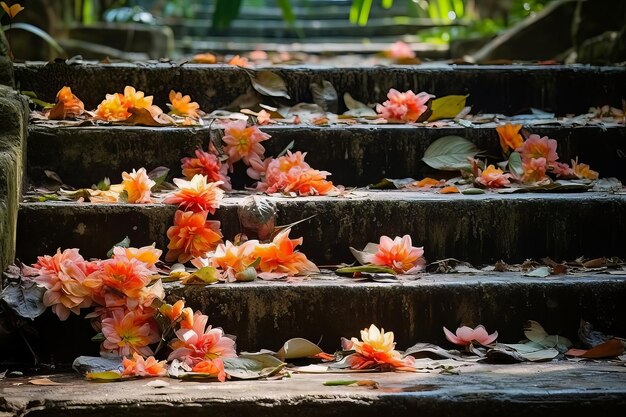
[16,195,626,266]
[15,64,626,115]
[27,277,626,364]
[26,125,626,188]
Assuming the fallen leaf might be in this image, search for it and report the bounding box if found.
[428,95,469,121]
[276,338,323,361]
[565,338,624,359]
[249,70,291,99]
[524,267,551,278]
[29,378,63,386]
[422,136,479,171]
[85,371,123,382]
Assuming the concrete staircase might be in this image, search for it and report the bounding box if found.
[0,61,625,415]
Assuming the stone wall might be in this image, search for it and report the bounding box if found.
[0,29,13,87]
[0,86,28,275]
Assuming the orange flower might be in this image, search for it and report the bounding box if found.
[192,52,217,64]
[49,86,85,119]
[284,168,336,196]
[163,174,224,214]
[159,299,186,322]
[414,177,442,188]
[122,86,155,112]
[475,164,512,188]
[516,134,559,165]
[95,93,129,121]
[376,88,434,123]
[122,352,168,377]
[361,235,425,274]
[181,149,232,190]
[112,244,162,271]
[1,1,24,18]
[97,257,153,300]
[168,311,237,366]
[439,185,459,194]
[252,228,319,276]
[571,158,599,180]
[347,324,415,371]
[495,123,523,155]
[191,358,227,382]
[256,151,336,196]
[222,120,270,169]
[167,90,202,119]
[101,308,160,357]
[32,248,94,321]
[443,324,498,347]
[166,210,223,263]
[228,55,249,67]
[522,157,548,183]
[121,168,155,203]
[209,240,259,282]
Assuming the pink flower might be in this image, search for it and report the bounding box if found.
[168,311,237,366]
[475,165,512,188]
[443,325,498,347]
[361,235,425,274]
[163,174,225,214]
[221,120,270,170]
[376,89,434,123]
[386,41,415,60]
[515,134,558,165]
[256,151,336,196]
[32,248,95,321]
[256,110,271,125]
[181,149,232,191]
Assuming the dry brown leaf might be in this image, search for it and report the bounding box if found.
[124,108,171,126]
[29,377,63,386]
[565,338,625,359]
[582,257,607,268]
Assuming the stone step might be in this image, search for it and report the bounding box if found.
[25,124,626,189]
[14,63,626,116]
[11,273,626,365]
[0,361,626,417]
[16,192,626,267]
[1,362,626,416]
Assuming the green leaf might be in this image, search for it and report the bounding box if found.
[147,166,170,188]
[427,95,468,121]
[234,266,257,282]
[336,265,397,275]
[248,71,291,99]
[212,0,243,29]
[507,152,523,177]
[106,236,130,258]
[186,266,220,284]
[323,380,358,386]
[85,371,122,382]
[422,135,478,171]
[276,0,296,23]
[223,354,286,380]
[3,23,66,55]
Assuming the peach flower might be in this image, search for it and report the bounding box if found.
[257,109,271,125]
[1,2,24,18]
[97,257,153,300]
[167,90,202,119]
[159,299,186,322]
[32,248,94,321]
[522,157,548,183]
[443,324,498,347]
[572,158,599,180]
[181,149,232,190]
[256,151,336,196]
[386,41,415,60]
[252,228,319,276]
[112,244,162,271]
[496,123,524,155]
[163,174,224,214]
[168,311,237,366]
[101,308,160,357]
[475,165,512,188]
[222,120,271,169]
[122,352,168,377]
[376,88,434,123]
[121,168,155,203]
[347,324,415,370]
[516,134,559,165]
[192,52,217,64]
[362,235,425,274]
[165,210,223,263]
[208,240,259,282]
[191,358,227,382]
[228,55,249,67]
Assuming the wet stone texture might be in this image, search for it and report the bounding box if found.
[16,192,626,266]
[1,363,626,417]
[27,124,626,188]
[14,62,626,115]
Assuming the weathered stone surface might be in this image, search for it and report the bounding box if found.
[470,0,578,63]
[0,86,28,274]
[26,124,626,188]
[14,63,626,115]
[1,362,625,416]
[0,29,13,87]
[16,192,626,266]
[17,273,626,365]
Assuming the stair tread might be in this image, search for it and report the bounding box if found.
[1,362,625,415]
